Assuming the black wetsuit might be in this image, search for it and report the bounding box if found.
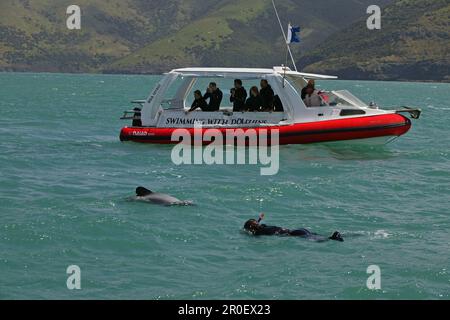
[245,95,263,112]
[273,95,284,112]
[189,98,208,112]
[132,107,142,127]
[260,85,275,111]
[203,88,223,111]
[251,224,332,242]
[230,87,247,112]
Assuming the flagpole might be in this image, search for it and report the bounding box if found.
[283,34,289,87]
[271,0,298,72]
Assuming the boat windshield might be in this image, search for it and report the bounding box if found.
[333,90,368,107]
[325,90,368,107]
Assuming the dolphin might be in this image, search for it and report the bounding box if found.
[134,187,193,206]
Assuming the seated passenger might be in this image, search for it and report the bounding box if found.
[273,95,284,112]
[245,86,264,112]
[260,79,275,111]
[303,86,322,107]
[230,79,247,112]
[301,79,315,100]
[187,90,208,113]
[203,82,223,111]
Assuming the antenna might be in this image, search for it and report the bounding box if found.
[271,0,298,72]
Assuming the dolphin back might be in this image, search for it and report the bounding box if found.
[134,187,194,206]
[150,193,181,205]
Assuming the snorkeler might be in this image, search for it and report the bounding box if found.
[244,214,344,242]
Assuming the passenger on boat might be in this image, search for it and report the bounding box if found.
[132,107,142,127]
[203,82,223,111]
[230,79,247,112]
[273,95,284,112]
[301,79,315,100]
[303,86,322,107]
[187,90,208,113]
[243,218,344,242]
[245,86,264,112]
[260,79,275,111]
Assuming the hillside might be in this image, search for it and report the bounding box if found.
[299,0,450,81]
[0,0,224,72]
[0,0,392,74]
[108,0,394,73]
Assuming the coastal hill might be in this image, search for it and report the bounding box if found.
[1,0,392,74]
[299,0,450,81]
[2,0,448,81]
[107,0,393,73]
[0,0,203,72]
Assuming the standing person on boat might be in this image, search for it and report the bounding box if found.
[245,86,264,112]
[230,79,247,112]
[260,79,275,111]
[187,90,208,113]
[243,214,344,242]
[301,79,315,100]
[203,82,223,111]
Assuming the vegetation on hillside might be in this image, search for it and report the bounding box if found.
[299,0,450,81]
[2,0,448,81]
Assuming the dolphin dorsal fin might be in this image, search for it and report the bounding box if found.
[136,187,153,197]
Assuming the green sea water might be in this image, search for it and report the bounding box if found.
[0,72,448,300]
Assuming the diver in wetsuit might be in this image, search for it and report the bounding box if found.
[243,218,344,242]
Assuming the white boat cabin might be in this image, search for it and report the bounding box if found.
[124,66,394,128]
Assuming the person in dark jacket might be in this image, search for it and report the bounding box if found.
[273,95,284,112]
[245,86,264,112]
[243,218,344,242]
[203,82,223,111]
[188,90,208,112]
[260,79,275,111]
[230,79,247,112]
[132,107,142,127]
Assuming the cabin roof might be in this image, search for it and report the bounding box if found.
[171,67,338,80]
[173,67,275,74]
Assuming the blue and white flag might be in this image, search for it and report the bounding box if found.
[286,23,300,44]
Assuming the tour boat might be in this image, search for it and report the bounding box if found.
[119,67,421,145]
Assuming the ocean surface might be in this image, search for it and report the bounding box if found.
[0,72,448,300]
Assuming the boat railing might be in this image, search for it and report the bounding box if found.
[121,100,143,121]
[131,100,146,107]
[396,107,422,119]
[120,110,141,120]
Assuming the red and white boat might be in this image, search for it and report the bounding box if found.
[120,67,421,145]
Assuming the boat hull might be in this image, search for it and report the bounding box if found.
[120,114,411,145]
